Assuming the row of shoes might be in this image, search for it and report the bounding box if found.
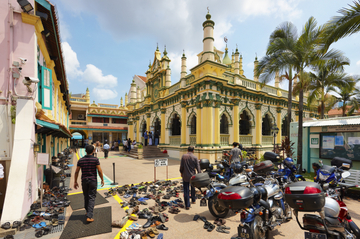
[193,215,231,234]
[120,230,164,239]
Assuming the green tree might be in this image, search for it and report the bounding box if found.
[305,58,350,119]
[325,0,360,46]
[334,77,360,116]
[255,17,345,169]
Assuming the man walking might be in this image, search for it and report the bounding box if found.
[179,146,201,210]
[229,142,242,165]
[144,130,148,146]
[103,140,110,159]
[74,145,104,222]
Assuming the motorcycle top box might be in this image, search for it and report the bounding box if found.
[200,159,210,170]
[253,160,275,175]
[217,186,253,210]
[263,152,280,163]
[284,181,325,212]
[190,173,211,188]
[331,157,352,170]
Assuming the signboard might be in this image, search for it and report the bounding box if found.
[323,136,335,149]
[335,136,344,146]
[154,158,168,167]
[37,153,49,165]
[310,134,319,148]
[324,125,360,132]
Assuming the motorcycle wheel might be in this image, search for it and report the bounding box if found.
[251,215,269,239]
[208,194,229,218]
[349,220,360,238]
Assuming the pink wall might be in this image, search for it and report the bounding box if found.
[0,0,37,105]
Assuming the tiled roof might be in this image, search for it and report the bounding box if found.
[136,75,147,82]
[36,111,72,137]
[328,106,352,116]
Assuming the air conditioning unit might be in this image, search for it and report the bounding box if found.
[78,114,85,120]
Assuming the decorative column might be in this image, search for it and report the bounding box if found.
[146,113,151,132]
[254,57,259,82]
[202,12,215,62]
[202,99,214,147]
[214,100,221,146]
[295,111,299,122]
[234,48,240,75]
[128,120,134,140]
[160,109,166,145]
[136,117,140,143]
[181,52,187,79]
[181,101,187,146]
[196,102,202,146]
[276,107,282,145]
[232,99,240,143]
[255,103,262,146]
[130,80,137,103]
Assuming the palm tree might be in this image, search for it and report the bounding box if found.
[255,22,298,139]
[325,0,360,46]
[334,77,360,116]
[255,17,345,169]
[306,58,350,118]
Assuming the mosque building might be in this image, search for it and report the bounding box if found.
[126,12,317,161]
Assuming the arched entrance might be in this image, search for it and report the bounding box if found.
[141,121,147,137]
[190,115,196,135]
[262,114,272,135]
[154,118,161,136]
[220,114,229,134]
[70,130,87,147]
[239,110,251,135]
[171,114,181,135]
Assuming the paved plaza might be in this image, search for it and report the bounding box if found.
[56,150,360,239]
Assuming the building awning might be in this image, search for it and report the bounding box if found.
[70,127,127,132]
[303,116,360,127]
[36,119,72,138]
[87,114,127,119]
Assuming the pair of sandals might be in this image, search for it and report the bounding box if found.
[214,217,226,226]
[168,207,180,214]
[216,225,230,234]
[156,224,168,230]
[1,221,21,230]
[35,226,52,238]
[203,221,215,232]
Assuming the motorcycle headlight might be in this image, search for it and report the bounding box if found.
[319,172,330,181]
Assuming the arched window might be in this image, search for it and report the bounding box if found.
[172,114,181,135]
[262,114,272,135]
[190,115,196,134]
[220,114,229,134]
[154,118,161,136]
[239,110,250,135]
[282,117,289,137]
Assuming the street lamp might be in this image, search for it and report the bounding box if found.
[271,124,279,152]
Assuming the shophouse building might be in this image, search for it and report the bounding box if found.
[0,0,71,222]
[126,12,318,162]
[69,88,128,147]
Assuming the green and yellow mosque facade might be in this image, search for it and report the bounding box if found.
[126,13,317,162]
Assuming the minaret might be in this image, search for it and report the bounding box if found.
[146,61,152,79]
[234,47,240,75]
[181,51,187,79]
[125,93,128,105]
[275,71,280,88]
[202,11,215,62]
[161,46,171,70]
[254,56,259,82]
[120,97,123,107]
[137,86,141,102]
[130,80,137,103]
[85,87,90,103]
[222,45,231,65]
[231,51,235,69]
[165,66,171,87]
[240,54,244,75]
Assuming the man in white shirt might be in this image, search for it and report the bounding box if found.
[103,140,110,159]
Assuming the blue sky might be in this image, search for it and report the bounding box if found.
[56,0,360,104]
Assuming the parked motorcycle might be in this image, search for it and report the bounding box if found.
[285,180,360,239]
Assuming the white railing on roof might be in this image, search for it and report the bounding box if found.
[169,83,180,94]
[262,86,277,95]
[70,98,86,102]
[242,79,257,89]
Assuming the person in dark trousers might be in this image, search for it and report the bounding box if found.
[103,140,110,159]
[144,130,148,146]
[179,146,201,210]
[74,145,104,222]
[127,138,132,153]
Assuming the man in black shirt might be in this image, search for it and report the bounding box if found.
[74,145,104,222]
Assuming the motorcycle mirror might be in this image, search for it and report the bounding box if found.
[302,169,307,174]
[342,171,351,179]
[322,183,329,190]
[319,160,323,164]
[342,163,350,168]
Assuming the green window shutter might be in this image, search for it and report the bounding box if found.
[40,65,53,110]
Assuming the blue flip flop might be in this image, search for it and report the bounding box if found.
[157,233,163,239]
[124,194,131,198]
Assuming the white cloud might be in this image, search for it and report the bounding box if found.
[62,41,118,101]
[93,89,118,101]
[356,60,360,66]
[168,51,199,83]
[82,64,117,88]
[62,42,82,81]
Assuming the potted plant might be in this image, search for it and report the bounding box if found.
[137,144,143,159]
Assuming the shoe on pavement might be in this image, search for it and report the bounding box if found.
[86,218,94,222]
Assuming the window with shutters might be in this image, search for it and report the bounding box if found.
[38,64,53,110]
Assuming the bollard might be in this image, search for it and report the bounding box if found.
[110,162,117,185]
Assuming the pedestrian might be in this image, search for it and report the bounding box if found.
[149,132,153,145]
[123,139,128,152]
[103,140,110,159]
[154,130,159,146]
[74,145,104,222]
[92,141,98,157]
[84,138,89,147]
[127,138,132,153]
[96,141,101,155]
[179,146,201,210]
[144,131,148,146]
[229,142,242,166]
